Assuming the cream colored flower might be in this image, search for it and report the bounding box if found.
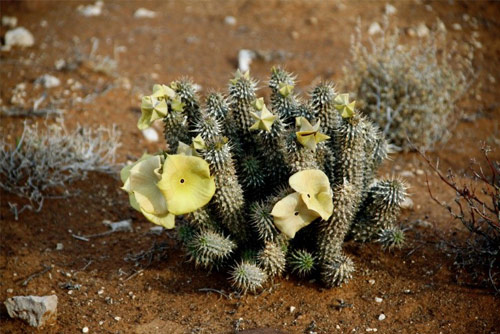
[295,117,330,151]
[157,154,216,215]
[334,93,356,119]
[137,95,168,130]
[250,98,277,132]
[289,169,333,220]
[121,154,175,229]
[271,192,320,239]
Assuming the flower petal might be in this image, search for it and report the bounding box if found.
[301,191,333,220]
[289,169,331,195]
[157,154,215,215]
[129,155,168,215]
[141,209,176,229]
[271,192,320,238]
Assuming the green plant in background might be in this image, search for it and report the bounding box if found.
[121,67,407,293]
[343,19,476,151]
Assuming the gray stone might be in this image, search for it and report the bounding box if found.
[4,295,58,327]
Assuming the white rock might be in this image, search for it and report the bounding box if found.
[415,169,424,176]
[375,297,383,303]
[368,279,375,285]
[416,23,429,38]
[368,22,382,35]
[289,306,296,313]
[238,49,256,72]
[366,328,378,332]
[385,4,396,15]
[54,59,66,70]
[82,327,89,333]
[56,243,64,251]
[400,197,414,210]
[2,16,18,28]
[134,8,157,19]
[400,170,414,178]
[78,1,103,17]
[142,128,159,142]
[437,20,446,33]
[378,313,386,321]
[36,74,61,88]
[452,23,462,31]
[149,226,164,235]
[4,295,58,327]
[414,219,432,228]
[224,16,237,26]
[5,27,35,47]
[103,219,133,232]
[114,316,121,321]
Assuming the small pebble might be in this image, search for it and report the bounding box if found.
[366,328,377,332]
[291,31,299,40]
[224,16,236,26]
[368,22,382,35]
[134,8,157,19]
[400,197,414,210]
[368,279,375,285]
[5,27,34,47]
[378,314,386,321]
[290,306,296,313]
[7,288,13,293]
[114,316,121,321]
[2,16,18,28]
[99,321,104,326]
[237,49,255,72]
[416,23,429,38]
[307,16,318,25]
[375,297,383,303]
[82,327,89,333]
[78,1,103,17]
[415,169,424,176]
[56,243,64,251]
[142,128,159,142]
[452,23,462,31]
[400,170,414,178]
[384,4,396,15]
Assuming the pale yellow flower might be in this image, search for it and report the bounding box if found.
[295,117,330,151]
[137,95,168,130]
[289,169,333,220]
[250,98,277,132]
[334,93,356,119]
[121,154,175,229]
[271,192,320,238]
[278,82,294,97]
[157,154,215,215]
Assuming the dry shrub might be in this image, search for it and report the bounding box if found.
[422,146,499,291]
[0,120,120,219]
[344,18,476,151]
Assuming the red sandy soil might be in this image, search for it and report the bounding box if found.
[1,1,499,333]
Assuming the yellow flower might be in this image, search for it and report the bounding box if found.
[278,82,294,97]
[250,98,277,132]
[271,192,320,239]
[334,93,356,119]
[295,117,330,151]
[151,84,176,100]
[137,95,168,130]
[170,97,185,113]
[191,134,206,150]
[289,169,333,220]
[157,154,216,215]
[120,154,175,229]
[176,141,197,156]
